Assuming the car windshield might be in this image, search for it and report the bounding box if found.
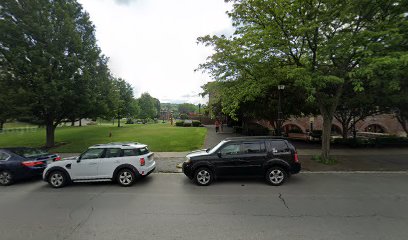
[208,140,227,154]
[11,148,49,158]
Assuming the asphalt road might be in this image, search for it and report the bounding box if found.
[0,173,407,240]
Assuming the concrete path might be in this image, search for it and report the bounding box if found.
[203,124,240,148]
[1,173,408,240]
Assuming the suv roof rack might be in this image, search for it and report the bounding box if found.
[223,136,286,141]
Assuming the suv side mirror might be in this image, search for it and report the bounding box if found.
[217,152,222,158]
[77,156,81,163]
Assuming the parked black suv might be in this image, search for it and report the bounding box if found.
[182,137,300,186]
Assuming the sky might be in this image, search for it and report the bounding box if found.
[77,0,234,104]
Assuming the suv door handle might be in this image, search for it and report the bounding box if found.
[89,162,97,165]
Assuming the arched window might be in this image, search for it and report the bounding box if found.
[284,124,303,134]
[331,125,342,135]
[365,124,385,133]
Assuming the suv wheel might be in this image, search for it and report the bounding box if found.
[0,170,13,186]
[194,167,213,186]
[117,169,135,187]
[266,167,287,186]
[48,171,67,188]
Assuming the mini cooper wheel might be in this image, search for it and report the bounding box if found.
[0,170,13,186]
[266,167,288,186]
[48,171,67,188]
[194,167,213,186]
[117,169,135,187]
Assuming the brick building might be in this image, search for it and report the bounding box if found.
[257,114,406,137]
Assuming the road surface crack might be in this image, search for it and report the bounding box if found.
[64,207,94,240]
[278,193,290,210]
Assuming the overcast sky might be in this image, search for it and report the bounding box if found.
[77,0,234,104]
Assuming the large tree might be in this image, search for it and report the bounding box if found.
[199,0,407,161]
[113,78,134,127]
[0,0,112,147]
[137,93,158,119]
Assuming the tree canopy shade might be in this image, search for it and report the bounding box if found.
[198,0,408,161]
[0,0,120,147]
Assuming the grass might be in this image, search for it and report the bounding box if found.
[0,123,207,153]
[311,155,337,165]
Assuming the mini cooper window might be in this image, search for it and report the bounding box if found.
[242,142,266,154]
[81,148,105,160]
[105,148,121,158]
[220,144,240,155]
[138,147,149,155]
[123,149,138,156]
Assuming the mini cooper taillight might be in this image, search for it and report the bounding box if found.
[140,158,145,166]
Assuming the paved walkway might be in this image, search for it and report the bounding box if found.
[203,124,240,148]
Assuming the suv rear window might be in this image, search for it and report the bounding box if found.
[267,140,289,153]
[242,142,266,153]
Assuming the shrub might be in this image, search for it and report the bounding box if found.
[125,118,134,124]
[233,126,243,133]
[183,122,192,127]
[175,120,184,127]
[180,113,188,120]
[310,130,322,138]
[192,120,201,127]
[244,123,269,136]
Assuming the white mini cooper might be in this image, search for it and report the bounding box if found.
[43,142,155,188]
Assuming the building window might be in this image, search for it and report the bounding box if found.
[365,124,385,133]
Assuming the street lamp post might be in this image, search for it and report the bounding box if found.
[198,103,202,123]
[277,85,285,136]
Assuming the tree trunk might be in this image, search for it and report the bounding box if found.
[46,123,56,148]
[79,118,82,127]
[71,118,75,126]
[321,113,333,161]
[341,122,349,139]
[0,121,4,131]
[117,114,121,127]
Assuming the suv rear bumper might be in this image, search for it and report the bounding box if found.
[291,162,301,174]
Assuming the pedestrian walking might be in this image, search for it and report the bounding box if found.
[215,119,220,133]
[220,120,224,132]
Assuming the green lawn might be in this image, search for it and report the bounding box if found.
[3,121,36,129]
[0,123,207,153]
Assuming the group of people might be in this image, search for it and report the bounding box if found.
[215,119,223,133]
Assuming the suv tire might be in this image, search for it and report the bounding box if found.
[194,167,213,186]
[0,170,13,186]
[48,171,68,188]
[265,167,288,186]
[117,169,135,187]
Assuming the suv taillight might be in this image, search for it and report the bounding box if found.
[294,152,299,163]
[140,158,145,166]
